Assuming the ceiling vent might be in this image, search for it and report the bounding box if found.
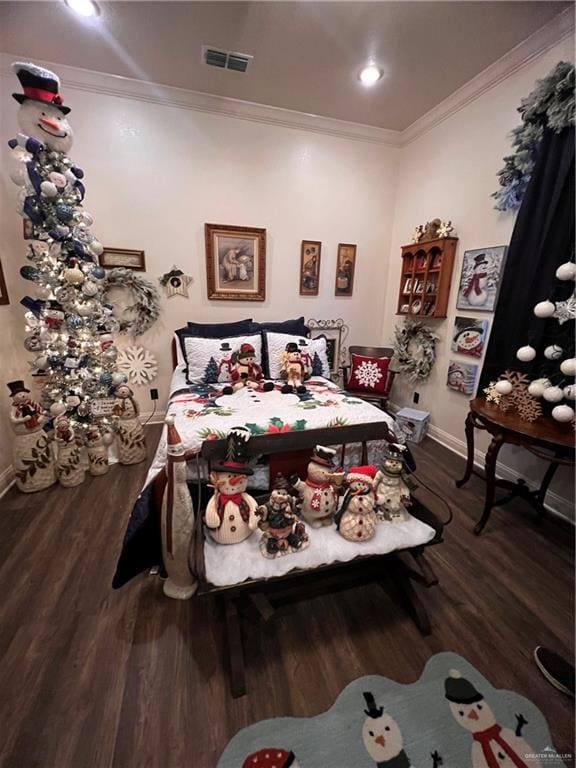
[202,46,253,74]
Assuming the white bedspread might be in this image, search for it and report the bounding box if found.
[204,515,436,587]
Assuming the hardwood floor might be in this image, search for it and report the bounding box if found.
[0,428,573,768]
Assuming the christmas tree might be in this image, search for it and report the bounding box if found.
[204,357,219,384]
[312,352,323,377]
[7,62,125,438]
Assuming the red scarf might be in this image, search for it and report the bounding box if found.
[464,272,487,298]
[472,724,529,768]
[305,478,337,509]
[216,492,251,522]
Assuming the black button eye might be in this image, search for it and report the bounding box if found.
[385,726,390,732]
[478,704,483,710]
[459,711,464,717]
[368,730,374,737]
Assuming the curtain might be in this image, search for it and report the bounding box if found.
[479,126,575,392]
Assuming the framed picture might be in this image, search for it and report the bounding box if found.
[451,316,489,358]
[0,258,9,305]
[403,277,412,293]
[308,318,349,378]
[299,240,321,296]
[334,243,357,297]
[447,360,478,395]
[23,220,35,240]
[99,248,146,271]
[456,245,508,312]
[205,223,266,301]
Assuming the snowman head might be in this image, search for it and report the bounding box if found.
[12,62,73,153]
[445,670,495,733]
[216,471,248,494]
[362,692,404,763]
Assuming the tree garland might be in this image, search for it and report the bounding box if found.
[393,321,437,382]
[492,61,575,212]
[103,268,161,337]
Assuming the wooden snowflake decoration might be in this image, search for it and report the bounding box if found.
[483,381,501,404]
[495,370,541,422]
[437,220,454,238]
[516,396,543,422]
[117,345,158,386]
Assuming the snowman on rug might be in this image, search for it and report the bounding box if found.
[205,426,259,545]
[445,670,541,768]
[462,253,489,308]
[241,748,299,768]
[291,445,342,528]
[335,465,378,542]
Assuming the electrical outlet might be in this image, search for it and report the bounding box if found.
[413,392,420,404]
[150,388,159,401]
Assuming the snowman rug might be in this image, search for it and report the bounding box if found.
[217,652,566,768]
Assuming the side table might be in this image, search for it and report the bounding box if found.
[456,397,574,534]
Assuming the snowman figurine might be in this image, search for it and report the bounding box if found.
[463,253,489,307]
[204,427,259,545]
[375,444,417,523]
[291,445,343,528]
[445,670,540,768]
[335,465,379,542]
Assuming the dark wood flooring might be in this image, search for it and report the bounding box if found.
[0,428,573,768]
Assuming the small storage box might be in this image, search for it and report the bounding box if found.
[396,407,430,444]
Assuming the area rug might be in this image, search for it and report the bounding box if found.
[218,652,568,767]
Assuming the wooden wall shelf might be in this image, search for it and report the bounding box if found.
[396,237,457,319]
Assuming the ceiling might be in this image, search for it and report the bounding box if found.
[0,1,571,130]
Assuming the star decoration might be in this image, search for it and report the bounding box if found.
[159,266,193,298]
[437,220,454,238]
[412,225,424,243]
[553,295,576,324]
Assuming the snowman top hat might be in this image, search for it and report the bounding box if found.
[12,62,71,114]
[213,426,254,475]
[285,342,300,354]
[363,691,384,718]
[242,748,296,768]
[472,253,488,267]
[7,380,31,397]
[444,669,484,704]
[310,445,336,467]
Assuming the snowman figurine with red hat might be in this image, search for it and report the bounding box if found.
[205,427,260,545]
[335,465,378,542]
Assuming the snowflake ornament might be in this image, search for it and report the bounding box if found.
[353,360,383,389]
[437,220,454,238]
[483,382,501,404]
[553,295,576,325]
[117,345,158,386]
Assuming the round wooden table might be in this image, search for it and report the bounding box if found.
[456,397,575,534]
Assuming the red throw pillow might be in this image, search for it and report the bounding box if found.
[349,354,390,394]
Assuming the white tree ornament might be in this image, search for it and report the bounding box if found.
[117,345,158,386]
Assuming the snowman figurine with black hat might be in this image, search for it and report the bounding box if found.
[205,426,260,545]
[462,253,489,308]
[375,443,417,523]
[291,445,343,527]
[280,342,308,393]
[445,669,539,768]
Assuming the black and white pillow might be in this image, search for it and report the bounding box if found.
[183,333,262,384]
[264,331,331,380]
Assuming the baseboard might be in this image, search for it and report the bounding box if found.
[0,464,15,499]
[427,424,574,525]
[141,408,167,426]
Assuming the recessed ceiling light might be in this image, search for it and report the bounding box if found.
[359,64,382,87]
[64,0,99,17]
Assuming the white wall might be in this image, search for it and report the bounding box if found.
[0,57,399,485]
[382,36,575,519]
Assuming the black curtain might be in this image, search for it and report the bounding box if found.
[479,127,575,392]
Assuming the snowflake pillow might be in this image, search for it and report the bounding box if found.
[264,332,331,380]
[349,353,390,394]
[183,333,262,384]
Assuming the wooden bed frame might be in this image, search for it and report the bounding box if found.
[166,334,448,697]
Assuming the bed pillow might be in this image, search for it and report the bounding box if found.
[264,331,331,380]
[251,317,310,337]
[183,333,263,384]
[186,319,254,337]
[348,353,390,395]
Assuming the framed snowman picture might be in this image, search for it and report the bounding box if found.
[456,245,508,312]
[451,316,489,358]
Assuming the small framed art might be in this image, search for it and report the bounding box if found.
[334,243,357,297]
[23,220,35,240]
[299,240,321,295]
[0,258,9,305]
[99,248,146,271]
[447,360,478,395]
[456,245,507,312]
[205,223,266,301]
[451,316,489,358]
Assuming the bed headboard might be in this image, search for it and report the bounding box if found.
[171,336,178,370]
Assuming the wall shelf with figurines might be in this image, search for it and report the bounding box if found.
[397,219,458,319]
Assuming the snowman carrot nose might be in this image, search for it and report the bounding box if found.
[39,116,60,130]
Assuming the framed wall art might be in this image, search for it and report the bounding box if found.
[205,223,266,301]
[0,258,9,305]
[308,318,349,378]
[99,248,146,271]
[447,360,478,395]
[299,240,321,296]
[451,316,489,358]
[23,220,35,240]
[456,245,508,312]
[334,243,357,297]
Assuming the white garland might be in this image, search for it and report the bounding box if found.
[393,321,437,382]
[103,268,160,337]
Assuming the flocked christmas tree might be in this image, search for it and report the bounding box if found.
[6,62,126,439]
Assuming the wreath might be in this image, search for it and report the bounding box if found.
[103,268,161,337]
[393,321,437,382]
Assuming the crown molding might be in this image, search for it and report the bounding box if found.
[400,8,575,146]
[0,52,400,148]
